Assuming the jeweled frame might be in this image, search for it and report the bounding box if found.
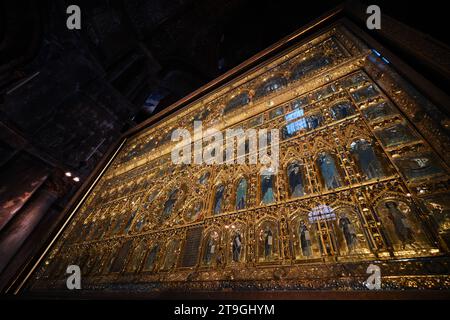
[25,19,450,294]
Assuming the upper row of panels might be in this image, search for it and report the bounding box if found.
[116,27,365,165]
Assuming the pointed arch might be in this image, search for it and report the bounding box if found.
[285,159,307,198]
[201,227,222,267]
[259,169,276,205]
[349,138,387,180]
[315,150,344,190]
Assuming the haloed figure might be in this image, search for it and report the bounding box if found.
[232,233,242,262]
[162,189,178,221]
[236,178,247,210]
[214,185,225,215]
[264,226,273,260]
[261,174,275,204]
[385,201,415,247]
[317,153,342,190]
[339,215,358,251]
[299,221,312,257]
[288,162,305,198]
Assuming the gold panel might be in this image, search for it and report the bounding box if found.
[28,22,450,293]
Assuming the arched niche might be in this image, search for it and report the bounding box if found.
[256,219,280,263]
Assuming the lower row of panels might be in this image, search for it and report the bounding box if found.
[40,196,442,280]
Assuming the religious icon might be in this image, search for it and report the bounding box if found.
[290,55,331,81]
[287,161,305,198]
[203,233,218,265]
[127,242,146,273]
[423,194,450,236]
[362,101,396,122]
[254,76,287,99]
[235,178,247,210]
[269,106,284,119]
[298,220,312,257]
[338,214,358,251]
[133,215,145,232]
[205,237,214,264]
[124,210,137,233]
[317,152,343,190]
[264,226,273,260]
[161,189,178,222]
[162,240,179,270]
[216,247,225,267]
[143,245,159,272]
[395,153,444,180]
[198,171,210,185]
[213,185,225,215]
[31,25,450,293]
[232,232,243,262]
[384,201,415,248]
[309,205,338,256]
[224,92,250,114]
[350,84,379,102]
[146,190,158,204]
[112,216,124,235]
[350,139,386,180]
[330,101,355,120]
[81,222,93,239]
[305,113,324,130]
[376,123,417,148]
[186,202,203,222]
[109,240,132,273]
[261,174,275,204]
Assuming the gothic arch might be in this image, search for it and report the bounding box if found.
[227,221,247,264]
[200,227,222,267]
[256,217,281,263]
[371,191,432,252]
[284,158,308,198]
[141,240,161,273]
[160,237,181,271]
[314,149,345,191]
[258,169,277,205]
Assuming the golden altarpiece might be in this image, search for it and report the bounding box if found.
[26,20,450,293]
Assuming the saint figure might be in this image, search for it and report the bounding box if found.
[232,233,242,262]
[299,221,312,257]
[339,214,358,251]
[385,201,415,247]
[264,227,273,260]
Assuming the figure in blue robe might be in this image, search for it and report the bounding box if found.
[261,175,275,204]
[214,185,225,215]
[317,153,342,189]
